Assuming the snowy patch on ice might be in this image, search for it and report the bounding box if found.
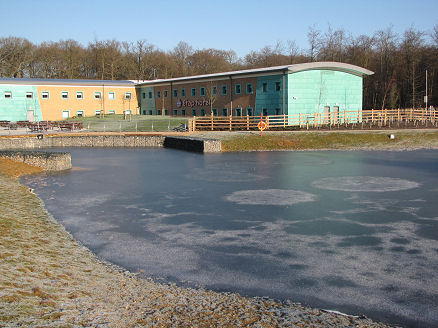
[224,189,317,205]
[311,176,420,192]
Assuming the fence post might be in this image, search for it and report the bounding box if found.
[299,113,302,128]
[283,113,286,128]
[193,116,196,132]
[229,115,232,131]
[211,111,214,131]
[247,115,250,130]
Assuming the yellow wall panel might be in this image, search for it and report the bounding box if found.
[36,85,138,121]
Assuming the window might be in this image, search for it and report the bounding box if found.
[157,109,162,115]
[173,89,178,98]
[125,92,132,100]
[181,109,186,116]
[164,90,168,98]
[173,109,178,116]
[108,110,115,115]
[192,109,197,116]
[275,108,281,115]
[200,87,205,96]
[62,110,70,119]
[262,83,267,92]
[212,86,217,95]
[108,92,115,100]
[235,108,241,116]
[275,82,281,91]
[222,85,227,95]
[95,110,101,115]
[212,108,218,116]
[76,91,83,99]
[235,84,241,95]
[41,91,49,99]
[148,110,153,115]
[200,109,205,116]
[94,92,101,99]
[26,92,33,99]
[61,91,69,99]
[76,110,84,117]
[4,91,12,99]
[181,88,185,97]
[164,109,168,115]
[148,91,153,99]
[263,108,268,116]
[246,107,253,116]
[222,108,228,116]
[246,83,253,94]
[157,91,161,98]
[142,92,146,99]
[191,88,196,97]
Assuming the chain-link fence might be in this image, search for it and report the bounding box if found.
[80,119,189,132]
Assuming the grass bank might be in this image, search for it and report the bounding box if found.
[219,130,438,152]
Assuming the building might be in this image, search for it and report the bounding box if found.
[0,78,137,121]
[0,62,373,122]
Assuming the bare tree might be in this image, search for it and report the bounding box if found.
[307,25,321,61]
[400,27,425,108]
[171,41,193,77]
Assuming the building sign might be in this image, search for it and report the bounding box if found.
[177,98,211,108]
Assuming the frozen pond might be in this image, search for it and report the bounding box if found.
[22,148,438,327]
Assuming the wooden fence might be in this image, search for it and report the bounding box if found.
[190,109,438,131]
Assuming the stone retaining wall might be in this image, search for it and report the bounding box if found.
[0,135,222,153]
[0,150,72,171]
[0,135,165,149]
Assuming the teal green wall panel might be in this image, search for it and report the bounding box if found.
[0,85,42,121]
[139,87,156,115]
[287,70,363,117]
[255,75,284,115]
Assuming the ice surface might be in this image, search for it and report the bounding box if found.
[21,148,438,328]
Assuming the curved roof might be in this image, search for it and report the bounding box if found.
[286,62,374,76]
[136,61,373,86]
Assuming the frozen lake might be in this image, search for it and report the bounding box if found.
[22,148,438,327]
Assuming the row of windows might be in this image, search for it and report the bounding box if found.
[151,107,281,117]
[142,82,281,99]
[2,91,132,100]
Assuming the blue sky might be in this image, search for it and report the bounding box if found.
[0,0,436,57]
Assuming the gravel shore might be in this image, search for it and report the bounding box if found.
[0,160,398,327]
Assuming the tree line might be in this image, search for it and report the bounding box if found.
[1,25,437,110]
